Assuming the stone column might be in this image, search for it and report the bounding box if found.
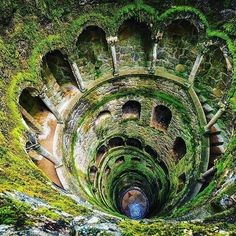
[35,145,62,167]
[149,31,163,74]
[188,40,213,85]
[200,166,216,180]
[69,61,86,92]
[26,131,62,167]
[28,149,43,161]
[19,105,44,134]
[188,54,204,84]
[204,102,227,132]
[107,36,119,76]
[39,92,64,124]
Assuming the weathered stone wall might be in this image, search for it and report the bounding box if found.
[0,0,235,234]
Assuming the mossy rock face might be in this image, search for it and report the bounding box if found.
[0,0,235,235]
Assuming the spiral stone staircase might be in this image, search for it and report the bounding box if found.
[0,0,235,235]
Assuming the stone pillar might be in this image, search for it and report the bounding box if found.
[28,149,43,161]
[201,166,216,180]
[149,31,163,74]
[19,105,44,134]
[107,36,119,76]
[26,132,62,167]
[188,54,204,84]
[69,61,86,92]
[189,40,213,85]
[36,145,62,167]
[39,92,64,124]
[204,102,227,132]
[35,144,55,164]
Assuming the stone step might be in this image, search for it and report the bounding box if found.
[194,87,201,94]
[206,112,214,121]
[210,124,222,135]
[203,104,214,114]
[210,145,225,156]
[199,95,207,104]
[210,134,224,146]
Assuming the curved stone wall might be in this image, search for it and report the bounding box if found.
[0,1,235,235]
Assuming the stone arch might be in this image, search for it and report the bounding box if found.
[177,173,186,193]
[115,156,125,165]
[19,88,49,133]
[195,43,231,101]
[159,8,208,33]
[69,15,111,46]
[96,145,107,165]
[89,165,98,184]
[164,19,199,42]
[159,160,169,176]
[160,19,199,74]
[31,35,65,84]
[173,137,187,163]
[114,4,157,33]
[42,50,77,88]
[108,137,125,149]
[95,110,111,126]
[122,100,141,120]
[152,105,172,130]
[76,25,111,81]
[126,138,142,149]
[144,145,158,160]
[117,18,152,69]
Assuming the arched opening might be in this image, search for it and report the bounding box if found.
[117,18,152,69]
[152,105,172,130]
[95,110,111,126]
[131,157,141,162]
[96,145,107,165]
[122,100,141,120]
[126,138,142,149]
[160,20,198,75]
[159,161,169,176]
[144,145,158,159]
[108,137,124,149]
[19,88,49,133]
[195,45,229,103]
[89,165,98,184]
[105,166,111,177]
[165,20,198,43]
[115,156,125,165]
[177,173,186,193]
[42,50,79,95]
[76,26,111,81]
[173,137,187,163]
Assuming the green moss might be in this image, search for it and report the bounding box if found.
[206,30,236,99]
[159,6,209,27]
[0,0,235,229]
[115,2,157,26]
[67,13,112,47]
[223,21,236,35]
[205,207,236,223]
[0,147,90,218]
[0,196,33,227]
[119,220,236,236]
[171,181,216,217]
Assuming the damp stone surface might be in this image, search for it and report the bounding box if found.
[0,0,236,235]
